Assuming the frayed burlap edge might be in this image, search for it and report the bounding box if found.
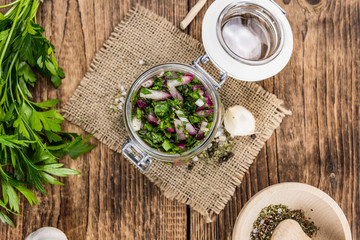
[62,4,292,222]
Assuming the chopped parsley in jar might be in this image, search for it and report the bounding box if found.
[131,71,215,154]
[251,204,318,240]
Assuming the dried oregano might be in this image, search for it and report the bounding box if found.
[193,130,234,165]
[251,204,319,240]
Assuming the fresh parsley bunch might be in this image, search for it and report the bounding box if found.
[0,0,95,227]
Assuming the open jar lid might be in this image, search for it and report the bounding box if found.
[202,0,293,81]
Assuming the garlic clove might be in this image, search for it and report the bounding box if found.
[224,105,255,136]
[26,227,68,240]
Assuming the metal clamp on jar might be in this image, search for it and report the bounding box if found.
[122,0,293,172]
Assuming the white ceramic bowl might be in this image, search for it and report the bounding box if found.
[232,182,352,240]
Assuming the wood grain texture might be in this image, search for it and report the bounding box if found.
[0,0,359,239]
[188,0,360,239]
[0,1,188,240]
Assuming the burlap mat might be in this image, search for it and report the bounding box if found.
[62,5,291,222]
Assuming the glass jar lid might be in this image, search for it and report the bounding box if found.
[202,0,293,81]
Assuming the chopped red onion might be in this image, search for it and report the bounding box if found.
[140,89,171,101]
[167,75,193,88]
[174,119,186,141]
[191,85,205,95]
[169,87,184,103]
[161,78,167,87]
[175,110,197,135]
[195,109,214,117]
[166,127,175,133]
[132,118,142,131]
[176,143,186,150]
[196,121,208,140]
[147,112,160,124]
[195,98,205,107]
[136,100,148,109]
[141,78,154,88]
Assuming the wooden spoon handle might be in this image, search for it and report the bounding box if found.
[180,0,207,30]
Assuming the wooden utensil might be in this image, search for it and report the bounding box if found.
[270,219,311,240]
[180,0,207,30]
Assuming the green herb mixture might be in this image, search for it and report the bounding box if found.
[251,204,318,240]
[0,0,95,227]
[131,71,215,154]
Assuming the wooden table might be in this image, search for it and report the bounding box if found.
[0,0,359,239]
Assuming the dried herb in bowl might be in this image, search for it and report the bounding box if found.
[250,204,318,240]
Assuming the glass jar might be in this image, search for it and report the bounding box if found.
[122,63,224,172]
[122,0,293,172]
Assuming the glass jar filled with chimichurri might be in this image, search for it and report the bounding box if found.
[122,0,293,172]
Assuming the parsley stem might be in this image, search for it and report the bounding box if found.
[29,0,40,20]
[0,0,20,9]
[8,71,50,157]
[16,0,33,21]
[0,0,24,78]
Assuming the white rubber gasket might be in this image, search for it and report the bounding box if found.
[202,0,293,82]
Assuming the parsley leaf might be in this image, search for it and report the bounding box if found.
[31,99,59,110]
[163,71,172,77]
[0,0,96,227]
[141,88,152,95]
[151,132,163,144]
[29,109,63,132]
[136,107,142,119]
[153,78,164,88]
[17,62,36,85]
[154,101,169,117]
[162,139,171,151]
[63,134,96,159]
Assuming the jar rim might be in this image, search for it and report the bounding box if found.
[123,63,223,162]
[216,1,285,65]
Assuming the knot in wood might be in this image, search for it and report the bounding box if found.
[305,0,321,5]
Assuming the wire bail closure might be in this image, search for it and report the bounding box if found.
[192,54,228,90]
[123,140,152,172]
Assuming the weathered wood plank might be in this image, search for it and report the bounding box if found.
[0,0,359,239]
[188,0,360,239]
[0,0,188,239]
